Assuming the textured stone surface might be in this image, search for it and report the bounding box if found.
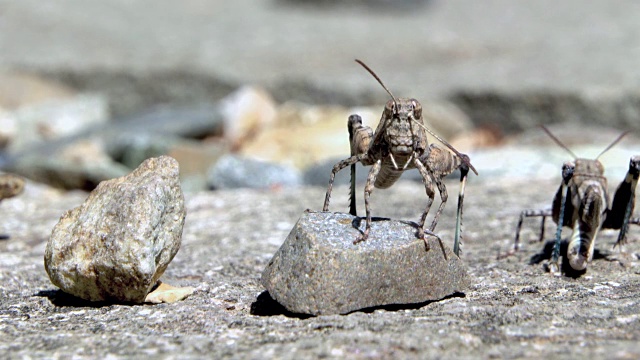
[44,156,185,303]
[262,211,469,315]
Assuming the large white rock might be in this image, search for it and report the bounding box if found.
[44,156,186,303]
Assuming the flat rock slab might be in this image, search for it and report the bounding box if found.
[262,211,470,315]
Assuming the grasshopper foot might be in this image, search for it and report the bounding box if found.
[547,261,562,276]
[354,228,370,244]
[416,228,430,251]
[418,228,448,260]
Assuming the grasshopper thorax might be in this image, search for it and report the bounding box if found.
[382,98,423,155]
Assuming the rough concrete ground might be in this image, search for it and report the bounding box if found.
[2,165,640,358]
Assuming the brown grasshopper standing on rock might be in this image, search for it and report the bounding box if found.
[322,60,477,256]
[507,126,640,274]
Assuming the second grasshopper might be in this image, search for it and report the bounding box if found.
[509,126,640,274]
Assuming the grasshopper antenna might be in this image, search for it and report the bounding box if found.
[540,125,578,159]
[355,59,411,169]
[355,59,398,108]
[596,131,630,160]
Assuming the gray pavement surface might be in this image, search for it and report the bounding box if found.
[2,174,640,358]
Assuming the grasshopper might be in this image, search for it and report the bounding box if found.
[322,60,477,256]
[509,126,640,274]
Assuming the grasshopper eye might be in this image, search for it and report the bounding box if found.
[410,99,421,118]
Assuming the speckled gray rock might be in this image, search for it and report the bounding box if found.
[44,156,186,303]
[262,211,469,315]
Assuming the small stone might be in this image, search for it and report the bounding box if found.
[8,94,108,153]
[261,211,470,315]
[207,154,301,190]
[44,156,186,303]
[107,133,180,170]
[8,139,131,190]
[0,107,16,149]
[0,173,25,201]
[167,140,229,178]
[0,70,75,110]
[221,86,277,149]
[144,282,195,304]
[239,103,373,169]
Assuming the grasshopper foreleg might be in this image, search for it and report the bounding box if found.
[550,182,569,274]
[356,159,382,244]
[323,154,367,212]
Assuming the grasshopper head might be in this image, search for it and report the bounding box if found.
[384,98,422,155]
[567,244,591,271]
[573,159,604,177]
[561,161,575,184]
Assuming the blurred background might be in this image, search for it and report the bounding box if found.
[1,0,640,192]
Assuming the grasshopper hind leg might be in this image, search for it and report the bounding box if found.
[413,157,436,243]
[453,166,470,257]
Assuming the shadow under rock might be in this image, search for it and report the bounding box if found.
[35,289,125,308]
[250,291,465,318]
[0,234,9,240]
[351,292,466,314]
[250,291,312,319]
[529,239,607,278]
